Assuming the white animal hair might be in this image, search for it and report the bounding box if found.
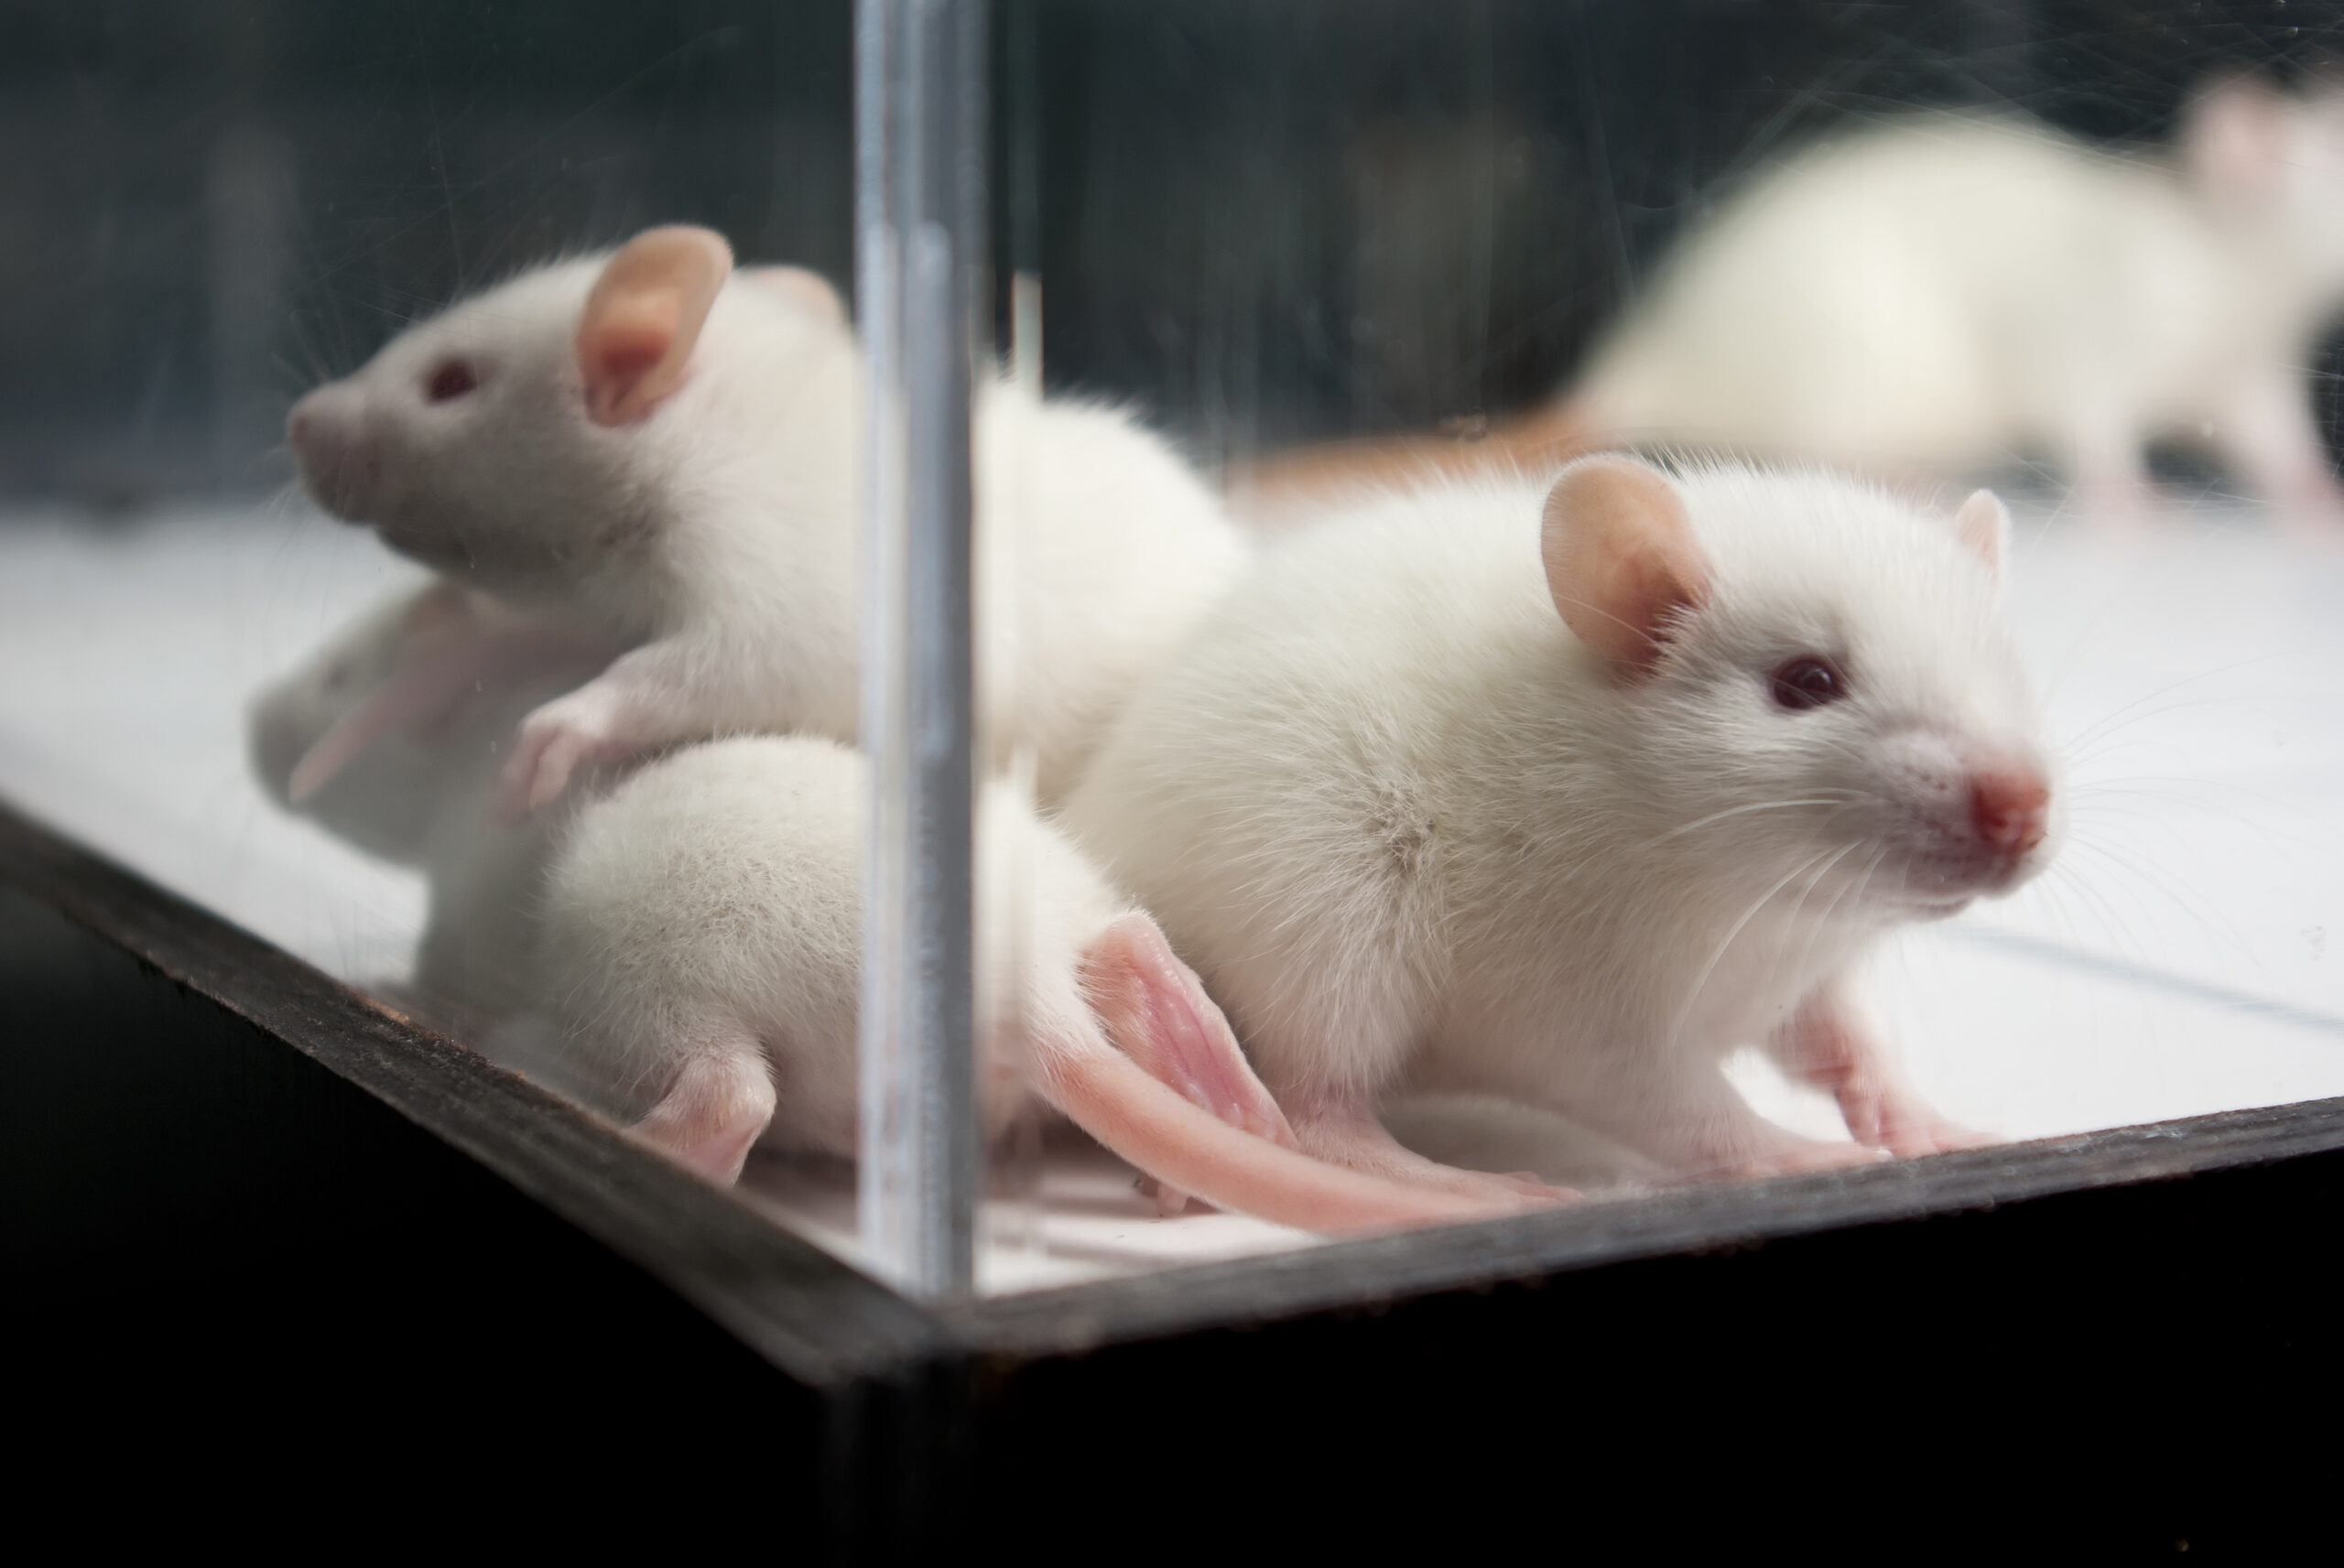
[289,243,1248,805]
[1064,457,2060,1176]
[1575,90,2344,519]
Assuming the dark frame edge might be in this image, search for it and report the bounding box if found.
[0,801,950,1389]
[14,795,2344,1391]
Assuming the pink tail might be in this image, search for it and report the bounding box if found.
[1037,914,1525,1236]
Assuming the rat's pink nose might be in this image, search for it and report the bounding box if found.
[287,389,333,455]
[287,386,377,520]
[1970,763,2049,857]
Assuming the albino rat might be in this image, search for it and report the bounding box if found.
[254,589,1509,1233]
[285,225,1245,816]
[1064,455,2061,1197]
[248,580,614,1020]
[1241,77,2344,529]
[536,732,1519,1231]
[1570,80,2344,525]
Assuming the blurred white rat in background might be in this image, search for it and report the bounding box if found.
[284,224,1244,815]
[1066,455,2061,1196]
[1243,76,2344,529]
[1573,77,2344,526]
[253,588,1520,1233]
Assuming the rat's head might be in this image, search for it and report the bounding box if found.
[2179,72,2344,290]
[287,227,844,599]
[1543,456,2059,922]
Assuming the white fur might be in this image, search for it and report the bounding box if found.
[289,254,1247,802]
[1062,460,2061,1174]
[534,734,1129,1152]
[257,609,1509,1227]
[1577,91,2344,516]
[253,601,1136,1143]
[246,587,593,1019]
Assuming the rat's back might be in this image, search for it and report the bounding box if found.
[1063,476,1559,1097]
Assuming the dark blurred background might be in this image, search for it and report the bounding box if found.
[1,0,2340,506]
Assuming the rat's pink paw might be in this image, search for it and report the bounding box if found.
[1731,1140,1886,1180]
[1876,1118,1997,1157]
[497,687,631,820]
[1838,1082,1995,1157]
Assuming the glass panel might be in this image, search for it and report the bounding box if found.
[3,3,2340,1298]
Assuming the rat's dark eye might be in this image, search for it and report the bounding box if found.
[424,359,480,403]
[1769,655,1846,711]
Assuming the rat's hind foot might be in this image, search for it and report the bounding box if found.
[632,1042,776,1184]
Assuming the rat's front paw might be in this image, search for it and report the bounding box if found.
[1731,1140,1886,1180]
[497,687,631,820]
[1873,1117,1997,1158]
[1839,1083,1996,1157]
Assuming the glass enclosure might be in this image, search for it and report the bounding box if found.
[5,1,2344,1296]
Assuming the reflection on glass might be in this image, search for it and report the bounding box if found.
[3,5,2344,1298]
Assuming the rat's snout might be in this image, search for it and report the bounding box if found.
[1970,762,2050,860]
[1871,731,2056,906]
[288,384,381,522]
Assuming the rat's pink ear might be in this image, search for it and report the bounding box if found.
[1951,488,2011,581]
[1540,456,1712,674]
[576,226,735,427]
[2181,74,2290,211]
[735,265,846,326]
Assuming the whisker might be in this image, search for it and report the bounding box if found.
[1642,795,1857,848]
[1670,842,1854,1049]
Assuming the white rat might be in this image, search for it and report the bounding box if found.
[535,732,1520,1231]
[1063,455,2061,1196]
[248,579,615,1020]
[1576,79,2344,525]
[285,225,1246,816]
[254,589,1507,1233]
[1240,77,2344,529]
